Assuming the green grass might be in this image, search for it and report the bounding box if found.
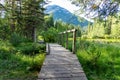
[75,40,120,80]
[69,37,120,43]
[64,38,120,80]
[0,40,45,80]
[84,38,120,43]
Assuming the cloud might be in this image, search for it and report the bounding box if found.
[44,0,94,22]
[44,0,80,13]
[0,0,4,4]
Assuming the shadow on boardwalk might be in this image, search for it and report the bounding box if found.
[37,43,88,80]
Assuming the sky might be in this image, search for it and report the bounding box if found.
[44,0,80,13]
[0,0,4,4]
[44,0,94,22]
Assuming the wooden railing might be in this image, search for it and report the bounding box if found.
[58,29,77,54]
[46,43,50,55]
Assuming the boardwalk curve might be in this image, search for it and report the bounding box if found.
[38,43,87,80]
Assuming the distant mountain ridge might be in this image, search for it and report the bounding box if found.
[45,5,89,27]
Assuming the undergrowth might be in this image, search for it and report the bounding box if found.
[0,40,45,80]
[75,40,120,80]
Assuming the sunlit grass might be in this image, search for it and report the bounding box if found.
[85,38,120,43]
[0,52,45,80]
[38,36,44,41]
[75,40,120,80]
[68,37,120,43]
[0,40,45,80]
[65,39,120,80]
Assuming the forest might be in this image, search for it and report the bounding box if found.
[0,0,120,80]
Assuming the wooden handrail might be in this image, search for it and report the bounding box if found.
[58,29,77,54]
[59,29,76,34]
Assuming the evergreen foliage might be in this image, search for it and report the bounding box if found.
[3,0,44,42]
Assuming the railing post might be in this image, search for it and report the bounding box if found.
[46,43,50,55]
[58,29,77,54]
[61,33,64,46]
[72,29,77,54]
[59,34,61,44]
[66,32,68,49]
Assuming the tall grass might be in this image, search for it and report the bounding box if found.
[66,39,120,80]
[75,40,120,80]
[0,40,45,80]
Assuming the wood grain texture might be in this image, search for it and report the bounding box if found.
[38,44,87,80]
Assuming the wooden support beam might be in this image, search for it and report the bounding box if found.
[59,34,62,45]
[61,33,64,46]
[72,29,77,54]
[46,43,50,55]
[66,32,68,49]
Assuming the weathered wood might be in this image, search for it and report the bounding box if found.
[59,34,62,45]
[66,32,68,49]
[38,77,87,80]
[72,29,77,54]
[38,44,87,80]
[59,29,76,34]
[61,34,64,46]
[46,43,50,55]
[59,29,77,54]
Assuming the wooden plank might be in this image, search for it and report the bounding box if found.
[38,72,86,78]
[38,76,87,80]
[38,44,87,80]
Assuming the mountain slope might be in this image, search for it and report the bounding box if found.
[45,5,89,27]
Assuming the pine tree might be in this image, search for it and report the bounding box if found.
[5,0,44,42]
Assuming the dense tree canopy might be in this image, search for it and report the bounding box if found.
[0,0,44,42]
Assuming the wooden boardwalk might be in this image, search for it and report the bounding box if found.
[38,44,88,80]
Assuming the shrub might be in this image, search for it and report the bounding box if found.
[86,44,101,69]
[16,42,45,55]
[0,23,11,40]
[81,35,88,39]
[28,54,45,71]
[9,33,29,46]
[92,35,105,39]
[104,35,113,39]
[41,27,58,42]
[79,40,90,50]
[0,40,15,53]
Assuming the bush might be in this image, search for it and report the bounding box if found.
[86,44,101,69]
[104,35,113,39]
[81,35,88,39]
[92,35,105,39]
[41,27,58,42]
[0,40,15,53]
[0,20,11,40]
[28,54,45,71]
[79,40,90,50]
[16,42,45,55]
[9,33,29,46]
